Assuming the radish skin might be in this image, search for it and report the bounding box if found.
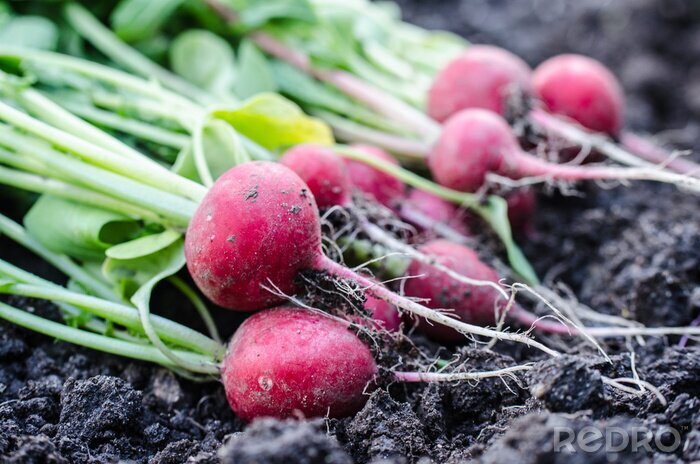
[185,162,321,311]
[428,45,532,122]
[345,144,406,211]
[533,54,624,136]
[222,307,377,420]
[279,145,352,208]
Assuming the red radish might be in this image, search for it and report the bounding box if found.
[506,188,537,235]
[428,109,682,193]
[344,144,406,211]
[533,54,624,135]
[186,161,561,357]
[363,293,401,332]
[279,145,352,209]
[404,239,505,342]
[185,162,321,311]
[222,307,377,420]
[404,239,570,343]
[427,45,532,123]
[400,189,471,237]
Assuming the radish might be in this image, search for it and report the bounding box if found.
[532,54,624,136]
[403,239,570,343]
[363,292,401,332]
[279,145,352,209]
[427,45,532,123]
[344,144,406,211]
[428,109,700,193]
[400,189,471,238]
[506,188,537,236]
[222,307,377,420]
[185,161,560,356]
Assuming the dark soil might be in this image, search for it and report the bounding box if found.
[3,0,700,463]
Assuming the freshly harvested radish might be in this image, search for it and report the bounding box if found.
[185,161,560,356]
[506,188,537,235]
[344,144,406,211]
[279,145,352,209]
[400,189,471,238]
[222,307,377,420]
[428,109,700,193]
[427,45,532,122]
[533,54,624,135]
[185,162,321,311]
[403,239,570,343]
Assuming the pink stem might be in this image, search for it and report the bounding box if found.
[316,255,571,338]
[249,32,441,141]
[507,151,644,181]
[509,306,576,336]
[620,131,700,177]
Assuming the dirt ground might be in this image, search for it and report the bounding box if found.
[2,0,700,463]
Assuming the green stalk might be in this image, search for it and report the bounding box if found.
[58,100,190,149]
[169,276,222,344]
[4,79,154,163]
[0,165,170,225]
[0,47,199,119]
[0,214,116,300]
[0,301,219,374]
[64,3,219,108]
[0,127,196,226]
[0,280,223,357]
[0,100,206,203]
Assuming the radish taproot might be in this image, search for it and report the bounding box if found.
[428,109,700,193]
[533,54,625,136]
[427,45,532,122]
[222,307,377,420]
[185,161,560,356]
[403,239,571,342]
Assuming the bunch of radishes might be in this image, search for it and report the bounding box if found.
[4,1,700,429]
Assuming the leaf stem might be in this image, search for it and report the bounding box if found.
[0,301,219,374]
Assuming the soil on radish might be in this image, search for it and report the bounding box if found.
[2,0,700,462]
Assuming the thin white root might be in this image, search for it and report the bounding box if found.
[584,326,700,338]
[357,216,510,300]
[602,376,667,406]
[394,364,532,383]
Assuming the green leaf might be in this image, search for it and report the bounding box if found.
[171,143,200,182]
[105,229,181,260]
[102,237,184,300]
[0,16,58,50]
[481,196,539,286]
[195,118,250,183]
[224,0,316,29]
[111,0,185,42]
[170,29,236,96]
[212,93,333,151]
[24,195,140,262]
[233,40,276,99]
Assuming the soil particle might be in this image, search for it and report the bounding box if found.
[336,390,429,463]
[475,412,655,464]
[218,418,352,464]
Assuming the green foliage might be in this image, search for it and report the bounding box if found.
[111,0,185,42]
[170,29,236,97]
[0,15,58,50]
[213,92,333,151]
[24,195,140,262]
[233,40,276,99]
